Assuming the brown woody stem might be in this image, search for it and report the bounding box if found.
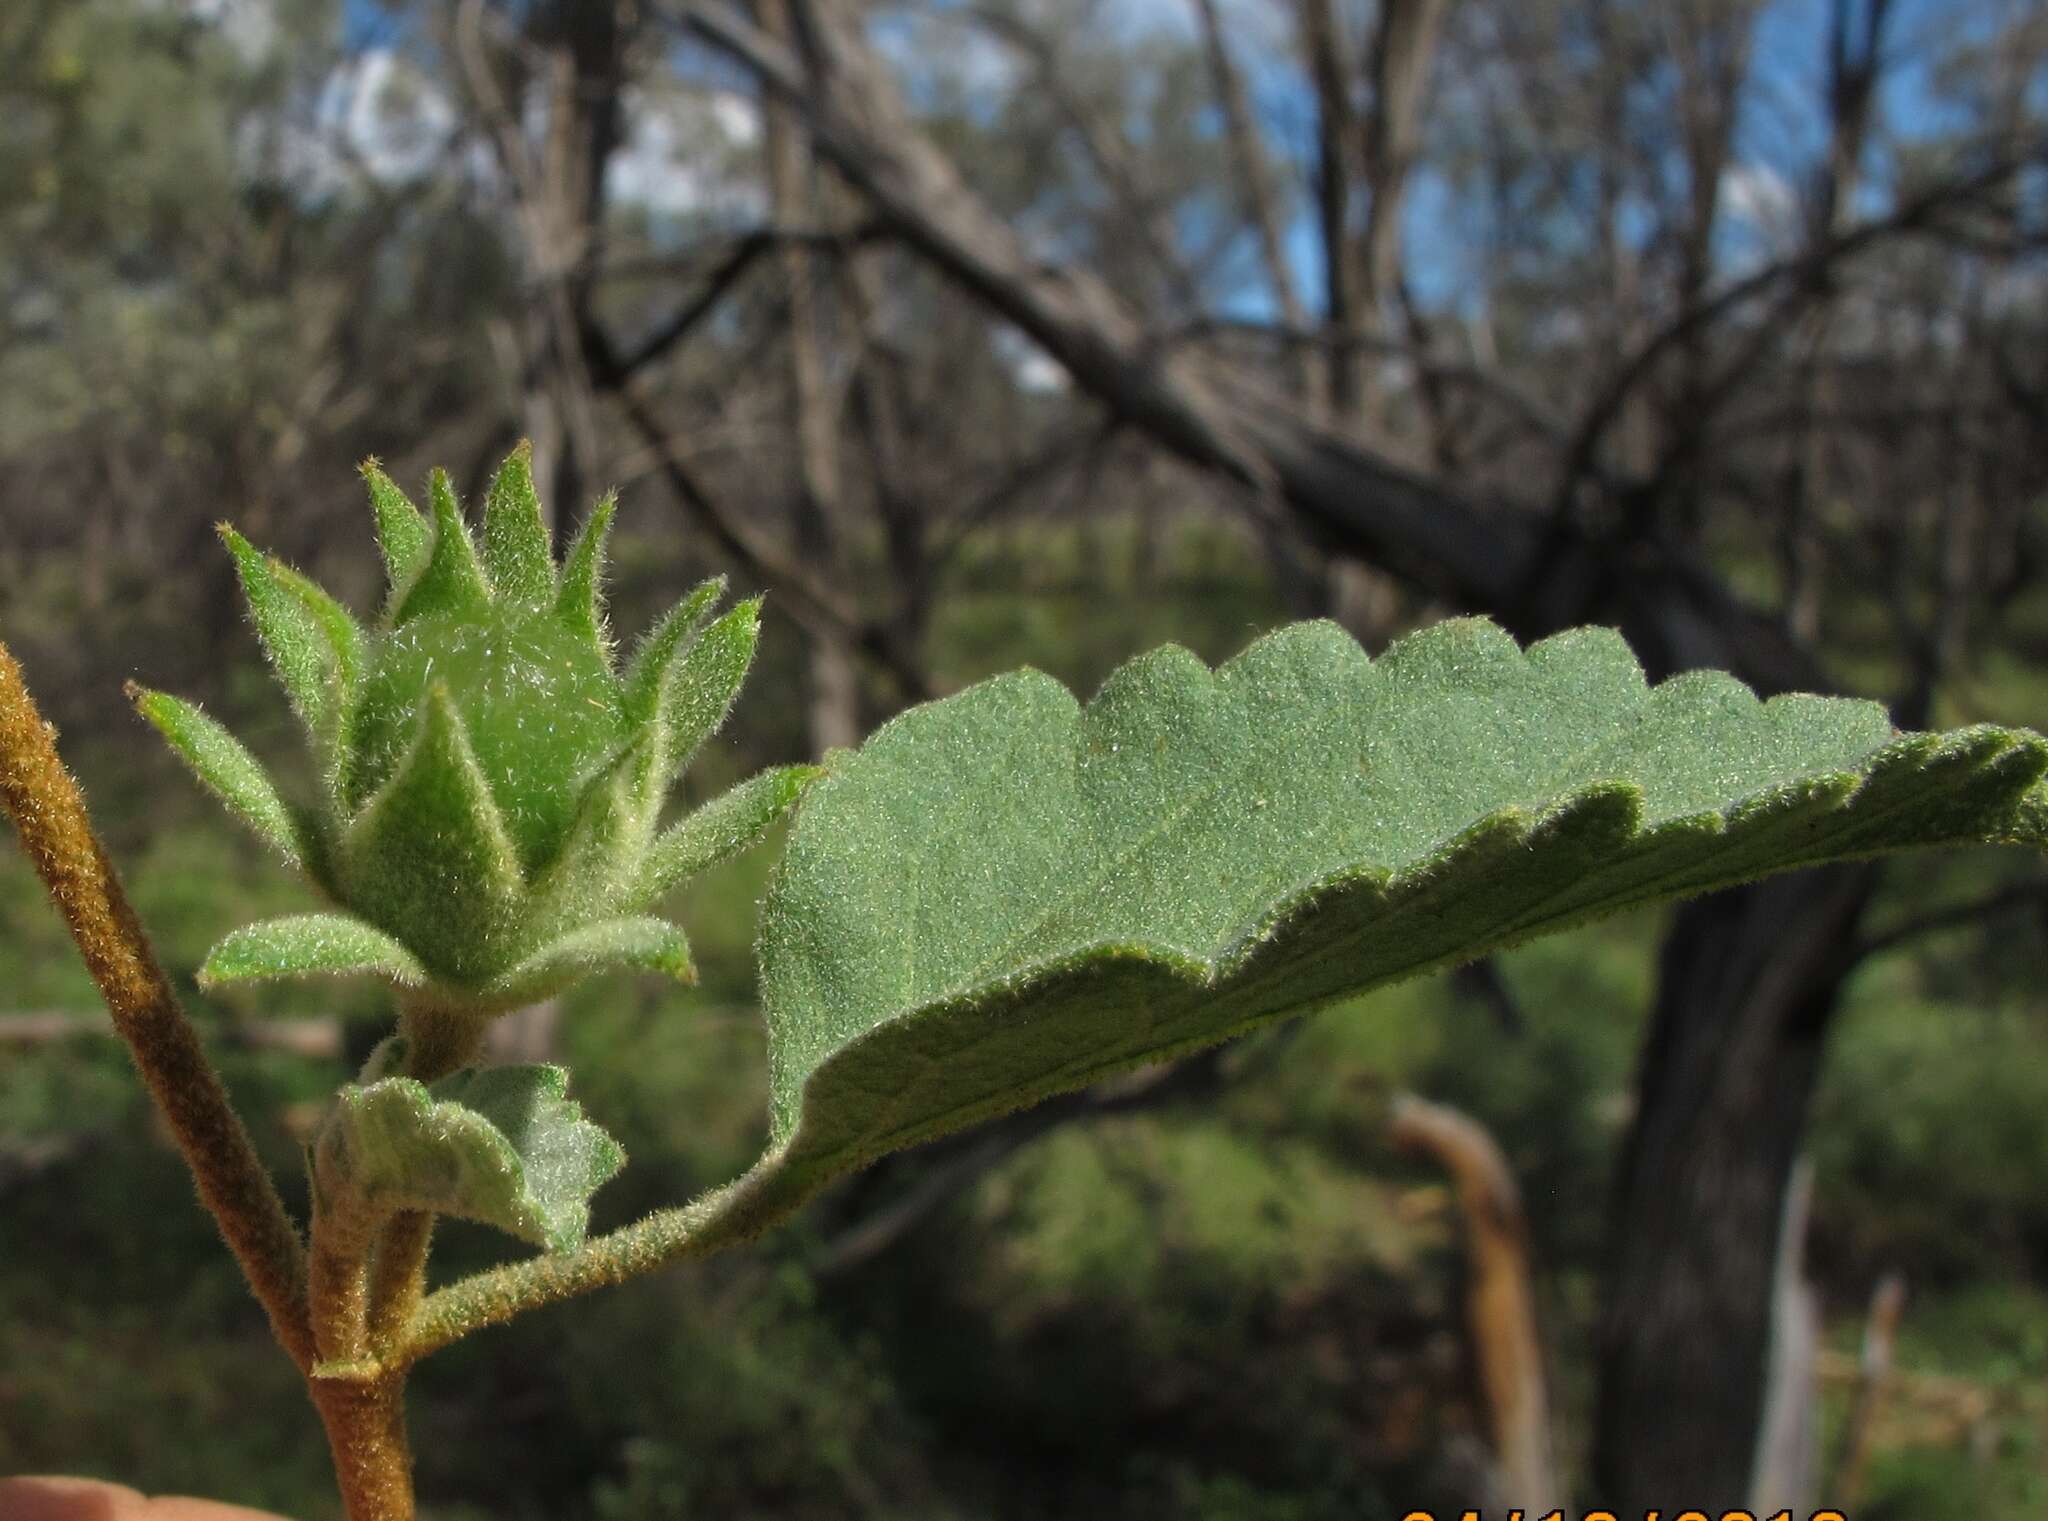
[361,999,487,1353]
[0,642,316,1369]
[311,1370,416,1521]
[2,644,423,1518]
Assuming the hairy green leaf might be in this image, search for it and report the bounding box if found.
[221,527,335,738]
[741,618,2047,1208]
[338,684,524,982]
[128,687,306,867]
[482,916,695,1009]
[554,492,616,651]
[395,470,490,624]
[655,598,761,779]
[533,735,661,913]
[641,765,822,899]
[272,561,365,792]
[199,912,427,990]
[315,1065,622,1252]
[360,460,431,601]
[480,442,555,605]
[622,576,727,723]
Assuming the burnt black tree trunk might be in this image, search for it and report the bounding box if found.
[1590,867,1876,1508]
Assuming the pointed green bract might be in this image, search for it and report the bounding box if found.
[528,736,661,923]
[641,765,822,900]
[129,687,305,867]
[623,577,727,723]
[481,442,555,606]
[727,617,2048,1218]
[361,461,431,600]
[483,916,695,1009]
[270,564,364,696]
[198,913,427,990]
[655,598,761,779]
[554,493,617,651]
[272,561,365,792]
[222,527,336,738]
[338,684,524,983]
[395,470,491,624]
[314,1065,623,1253]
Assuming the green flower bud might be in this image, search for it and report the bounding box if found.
[134,446,821,1018]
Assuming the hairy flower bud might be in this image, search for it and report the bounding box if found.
[133,446,819,1017]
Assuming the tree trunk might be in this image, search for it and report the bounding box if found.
[1298,0,1361,418]
[1190,0,1319,414]
[762,0,861,754]
[1591,867,1875,1509]
[1358,0,1450,316]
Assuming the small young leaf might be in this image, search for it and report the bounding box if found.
[480,443,555,606]
[655,598,761,779]
[640,765,823,899]
[129,686,305,867]
[622,577,727,723]
[221,527,334,738]
[337,683,524,984]
[314,1065,623,1252]
[394,470,491,624]
[198,913,428,989]
[554,492,617,651]
[482,916,694,1010]
[730,618,2048,1227]
[271,561,365,791]
[270,563,364,695]
[360,460,431,601]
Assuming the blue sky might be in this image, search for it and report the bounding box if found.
[325,0,2028,321]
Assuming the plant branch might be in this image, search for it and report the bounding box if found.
[1545,142,2046,523]
[0,645,315,1371]
[610,222,886,379]
[309,1371,415,1521]
[401,1046,1236,1354]
[1850,878,2048,961]
[397,1161,803,1364]
[361,1001,488,1356]
[583,320,937,702]
[1390,1093,1561,1511]
[311,1212,377,1367]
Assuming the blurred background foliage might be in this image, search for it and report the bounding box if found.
[3,0,2046,1515]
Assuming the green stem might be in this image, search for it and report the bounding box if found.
[400,1152,808,1364]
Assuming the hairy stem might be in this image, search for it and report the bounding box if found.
[365,1213,437,1351]
[311,1370,415,1521]
[311,1210,378,1367]
[362,1000,488,1352]
[401,1152,808,1363]
[397,999,488,1082]
[0,642,315,1369]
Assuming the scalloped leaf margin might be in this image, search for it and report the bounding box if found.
[314,1064,623,1253]
[723,616,2046,1216]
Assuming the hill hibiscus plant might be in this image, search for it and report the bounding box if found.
[3,448,2045,1520]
